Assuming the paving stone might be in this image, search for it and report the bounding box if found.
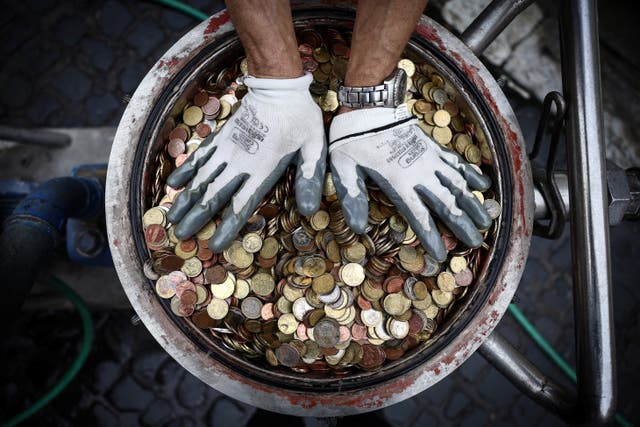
[88,401,120,427]
[444,390,470,418]
[141,398,174,427]
[383,397,419,427]
[422,376,453,406]
[52,66,92,102]
[85,92,122,126]
[131,350,167,387]
[119,62,147,94]
[165,416,198,427]
[411,409,438,426]
[98,1,133,37]
[91,360,120,394]
[458,353,487,382]
[81,38,114,71]
[108,376,154,412]
[126,21,165,57]
[476,369,519,408]
[176,372,207,409]
[54,14,88,46]
[460,409,487,427]
[0,73,32,108]
[208,397,253,427]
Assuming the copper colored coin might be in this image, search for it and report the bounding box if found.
[202,97,220,117]
[179,239,197,252]
[356,295,372,311]
[180,289,198,305]
[260,302,275,320]
[160,255,184,271]
[258,204,280,218]
[275,343,301,367]
[384,346,405,361]
[408,313,426,334]
[193,90,209,107]
[167,138,185,158]
[358,344,386,369]
[383,276,404,293]
[175,153,189,168]
[195,122,211,138]
[205,265,227,284]
[455,268,474,287]
[192,310,217,329]
[169,127,188,142]
[175,280,196,298]
[442,234,458,251]
[196,245,213,261]
[178,303,195,317]
[145,224,166,246]
[351,323,368,341]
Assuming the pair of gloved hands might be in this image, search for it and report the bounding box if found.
[167,72,491,262]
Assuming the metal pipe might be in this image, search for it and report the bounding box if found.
[479,332,576,419]
[461,0,537,55]
[560,0,616,422]
[0,125,71,148]
[533,172,570,220]
[0,177,104,322]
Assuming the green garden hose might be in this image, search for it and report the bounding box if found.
[1,277,94,427]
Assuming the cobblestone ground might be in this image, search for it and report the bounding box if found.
[1,0,639,426]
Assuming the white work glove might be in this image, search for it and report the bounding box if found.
[329,105,491,262]
[167,72,326,252]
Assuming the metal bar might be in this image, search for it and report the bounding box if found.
[461,0,537,55]
[560,0,616,423]
[479,332,576,420]
[0,125,71,148]
[533,172,570,220]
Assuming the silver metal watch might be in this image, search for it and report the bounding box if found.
[337,68,407,108]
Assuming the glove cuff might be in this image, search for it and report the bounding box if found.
[244,72,313,91]
[329,105,413,145]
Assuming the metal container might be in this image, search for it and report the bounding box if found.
[106,3,533,416]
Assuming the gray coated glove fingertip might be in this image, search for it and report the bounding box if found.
[296,178,322,216]
[342,200,368,234]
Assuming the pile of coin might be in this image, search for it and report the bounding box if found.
[142,27,501,374]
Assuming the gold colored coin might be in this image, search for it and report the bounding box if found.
[437,271,456,292]
[218,100,231,119]
[464,144,482,164]
[423,304,439,319]
[454,134,472,154]
[278,313,299,335]
[211,273,235,299]
[432,289,453,307]
[181,257,203,277]
[242,232,263,253]
[432,126,453,145]
[340,263,365,287]
[413,280,429,300]
[383,293,411,316]
[473,190,485,204]
[260,237,279,259]
[233,278,250,299]
[433,110,451,127]
[312,47,330,63]
[450,256,467,274]
[320,90,339,112]
[414,99,433,114]
[251,272,275,296]
[227,241,253,268]
[207,298,229,320]
[344,242,366,263]
[389,214,407,232]
[312,273,335,295]
[183,106,204,126]
[155,276,175,299]
[326,240,341,263]
[398,245,418,264]
[196,220,217,240]
[323,173,336,196]
[143,207,166,228]
[310,210,330,230]
[397,58,416,77]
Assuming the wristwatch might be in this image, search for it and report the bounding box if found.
[337,68,407,108]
